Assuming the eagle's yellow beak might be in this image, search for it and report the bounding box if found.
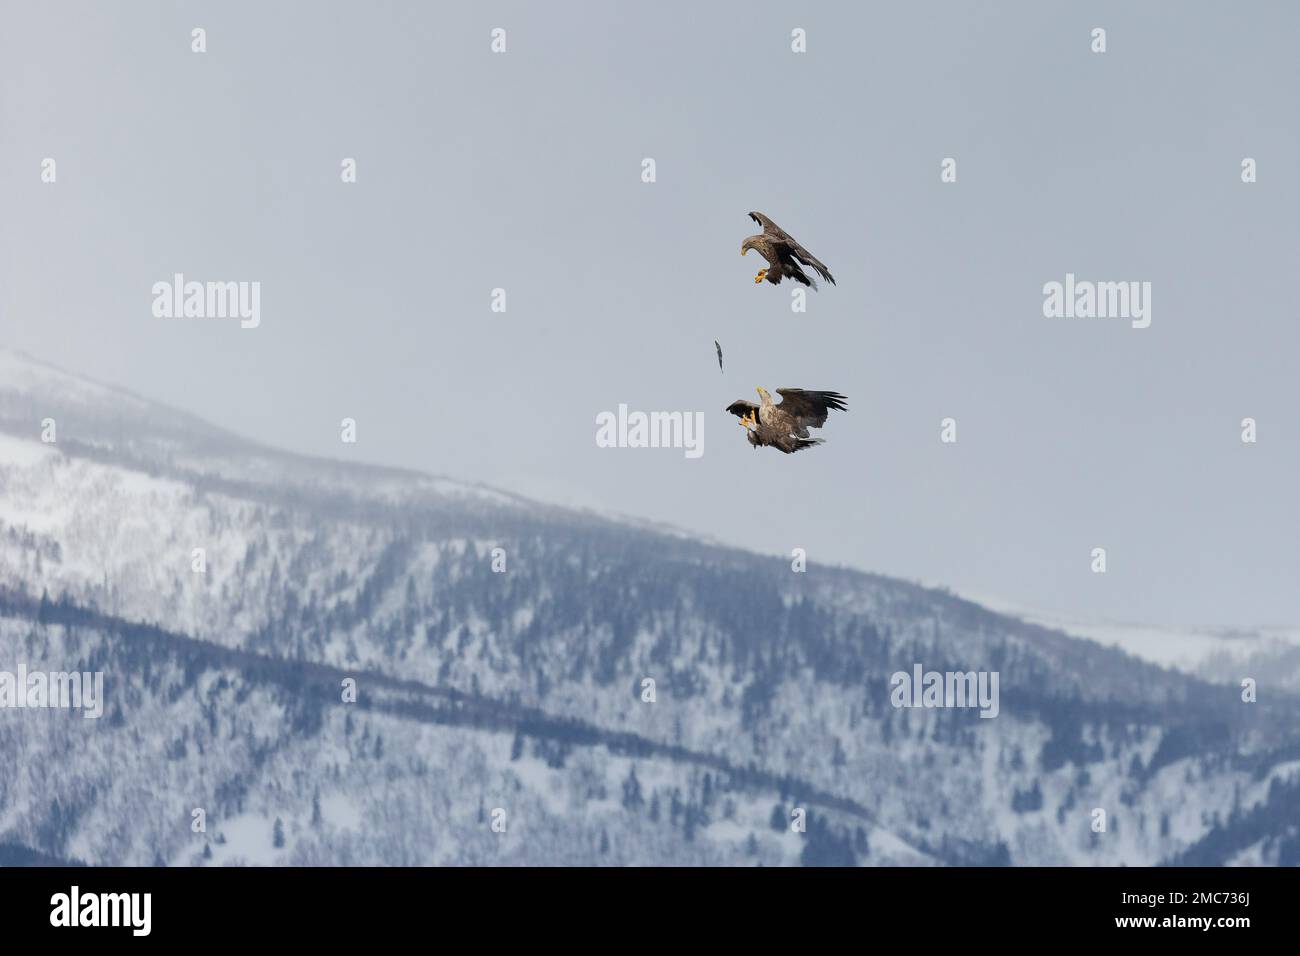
[741,248,747,256]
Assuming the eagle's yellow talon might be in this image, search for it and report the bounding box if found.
[753,269,768,283]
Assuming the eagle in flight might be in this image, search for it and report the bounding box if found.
[726,387,848,453]
[741,212,836,289]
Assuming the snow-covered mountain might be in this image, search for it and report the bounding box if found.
[965,590,1300,695]
[1,349,1297,866]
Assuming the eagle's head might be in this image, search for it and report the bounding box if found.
[740,238,755,256]
[755,386,771,402]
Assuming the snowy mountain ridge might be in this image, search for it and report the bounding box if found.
[1,349,1298,867]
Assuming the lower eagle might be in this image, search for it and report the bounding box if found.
[726,387,848,453]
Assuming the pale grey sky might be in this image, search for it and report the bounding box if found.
[2,0,1298,627]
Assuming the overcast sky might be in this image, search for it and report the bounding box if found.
[3,0,1298,629]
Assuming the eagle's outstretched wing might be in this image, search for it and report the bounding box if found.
[748,211,790,240]
[789,245,834,286]
[748,211,836,286]
[775,389,847,429]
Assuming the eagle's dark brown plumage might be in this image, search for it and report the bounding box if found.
[740,212,836,289]
[726,386,847,453]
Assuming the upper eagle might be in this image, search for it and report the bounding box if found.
[740,212,836,289]
[726,386,848,453]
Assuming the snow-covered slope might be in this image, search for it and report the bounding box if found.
[2,349,1298,866]
[966,590,1300,693]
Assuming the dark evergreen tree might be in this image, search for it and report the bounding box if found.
[621,766,644,811]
